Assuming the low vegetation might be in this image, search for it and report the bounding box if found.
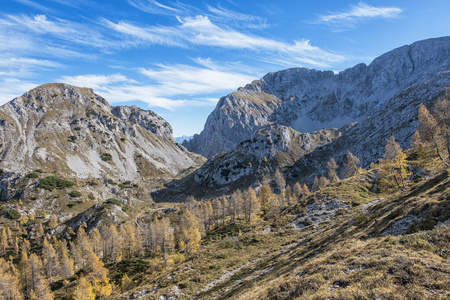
[6,209,20,220]
[68,191,82,198]
[39,176,75,191]
[67,135,77,143]
[26,172,39,179]
[102,153,112,161]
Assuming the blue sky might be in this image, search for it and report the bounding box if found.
[1,1,450,137]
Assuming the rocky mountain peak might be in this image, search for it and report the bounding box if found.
[111,105,173,140]
[184,36,450,158]
[0,83,204,180]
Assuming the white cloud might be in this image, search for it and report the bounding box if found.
[0,78,40,105]
[316,2,402,27]
[0,17,98,59]
[0,57,62,69]
[48,0,92,8]
[101,18,184,47]
[57,59,256,110]
[178,15,279,50]
[58,74,131,89]
[127,0,195,16]
[96,87,209,111]
[5,14,118,49]
[139,59,255,97]
[207,5,268,29]
[104,15,344,68]
[0,14,138,60]
[1,10,345,71]
[0,57,62,81]
[127,0,267,30]
[12,0,55,13]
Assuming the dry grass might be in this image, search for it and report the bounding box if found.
[119,172,450,300]
[261,226,450,300]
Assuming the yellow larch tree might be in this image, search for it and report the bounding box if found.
[0,227,8,256]
[85,251,112,297]
[0,258,23,300]
[343,150,361,178]
[379,135,411,190]
[27,253,54,300]
[326,157,340,183]
[178,208,201,257]
[56,240,74,279]
[73,276,95,300]
[121,223,137,260]
[42,238,59,282]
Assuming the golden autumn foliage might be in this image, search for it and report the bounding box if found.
[379,135,411,190]
[326,157,339,183]
[178,209,201,257]
[343,150,361,177]
[0,258,23,300]
[416,98,450,169]
[73,276,95,300]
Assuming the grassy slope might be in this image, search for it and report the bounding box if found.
[112,171,450,300]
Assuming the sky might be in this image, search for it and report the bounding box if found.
[1,1,450,137]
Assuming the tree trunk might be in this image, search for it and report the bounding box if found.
[391,167,401,189]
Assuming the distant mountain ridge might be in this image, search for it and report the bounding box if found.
[184,36,450,158]
[175,135,193,144]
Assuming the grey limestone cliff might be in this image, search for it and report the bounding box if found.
[184,37,450,158]
[111,105,173,140]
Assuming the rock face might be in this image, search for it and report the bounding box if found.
[157,68,449,200]
[0,83,205,180]
[184,37,450,158]
[286,71,450,182]
[111,105,173,139]
[154,125,341,200]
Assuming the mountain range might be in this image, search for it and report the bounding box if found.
[184,36,450,158]
[0,38,449,202]
[153,36,450,200]
[0,36,449,300]
[174,135,193,144]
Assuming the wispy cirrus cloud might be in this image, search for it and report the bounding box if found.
[104,15,344,68]
[0,55,64,104]
[0,2,346,111]
[101,18,184,47]
[124,0,341,66]
[58,74,133,89]
[207,5,268,29]
[0,78,41,104]
[0,57,62,71]
[3,14,122,51]
[126,0,196,16]
[58,58,255,110]
[48,0,93,8]
[316,2,402,28]
[139,58,255,97]
[259,40,344,68]
[12,0,55,13]
[178,15,277,49]
[128,0,267,29]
